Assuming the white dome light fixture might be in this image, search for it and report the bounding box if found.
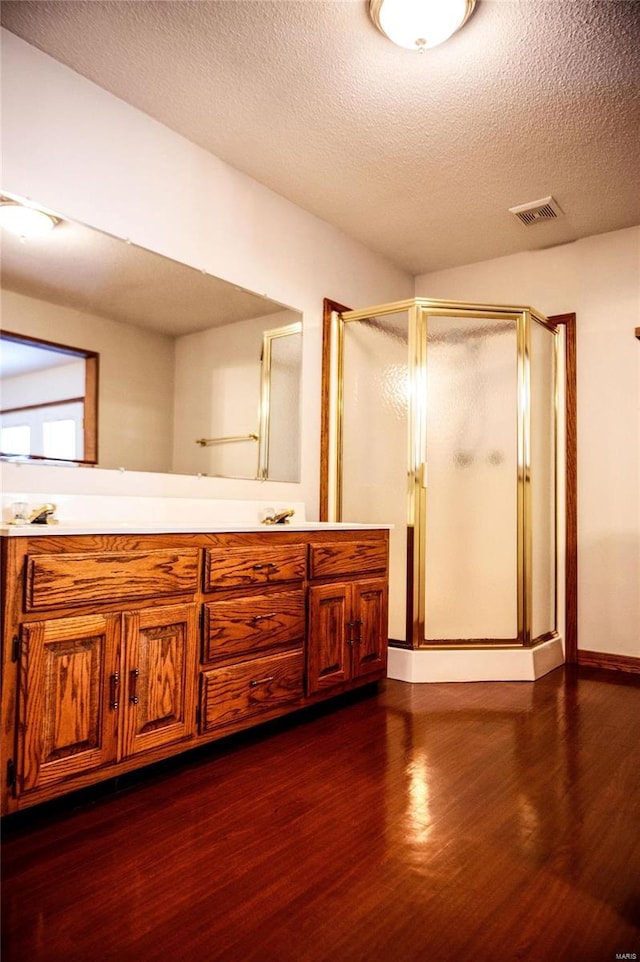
[0,201,57,239]
[370,0,477,51]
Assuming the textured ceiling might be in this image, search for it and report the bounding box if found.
[2,0,640,275]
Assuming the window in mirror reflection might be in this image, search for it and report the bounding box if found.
[0,332,98,464]
[43,417,78,460]
[0,423,30,456]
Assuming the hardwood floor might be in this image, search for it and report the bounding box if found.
[2,665,639,962]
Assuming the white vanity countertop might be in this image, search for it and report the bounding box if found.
[0,521,393,537]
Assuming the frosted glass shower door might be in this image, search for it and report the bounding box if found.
[422,314,519,644]
[530,318,558,641]
[341,310,411,644]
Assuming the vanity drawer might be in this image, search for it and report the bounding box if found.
[26,549,200,611]
[201,650,304,732]
[309,540,387,580]
[203,590,305,663]
[204,545,306,591]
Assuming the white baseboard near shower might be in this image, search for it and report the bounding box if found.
[387,636,565,683]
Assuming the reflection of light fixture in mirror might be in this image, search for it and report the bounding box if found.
[0,201,57,239]
[370,0,476,51]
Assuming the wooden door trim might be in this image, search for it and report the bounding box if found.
[577,651,640,674]
[549,312,577,663]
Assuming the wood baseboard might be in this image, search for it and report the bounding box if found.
[578,650,640,674]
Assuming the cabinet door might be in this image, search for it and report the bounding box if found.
[352,578,388,679]
[121,603,198,759]
[307,583,350,695]
[19,614,120,794]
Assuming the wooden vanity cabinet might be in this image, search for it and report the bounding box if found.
[307,579,388,696]
[1,527,388,815]
[15,602,199,798]
[2,536,202,809]
[307,539,388,696]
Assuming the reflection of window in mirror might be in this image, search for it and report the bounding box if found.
[0,331,98,464]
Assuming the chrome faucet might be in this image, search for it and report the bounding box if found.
[29,503,57,525]
[262,508,295,525]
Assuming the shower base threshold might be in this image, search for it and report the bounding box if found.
[387,636,564,683]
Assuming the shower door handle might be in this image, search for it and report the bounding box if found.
[419,462,428,488]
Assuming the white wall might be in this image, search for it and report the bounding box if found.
[1,30,413,512]
[1,359,85,408]
[415,227,640,659]
[1,289,175,472]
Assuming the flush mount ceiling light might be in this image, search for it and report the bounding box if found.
[0,200,57,239]
[370,0,476,51]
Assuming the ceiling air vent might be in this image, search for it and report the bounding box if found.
[508,196,562,226]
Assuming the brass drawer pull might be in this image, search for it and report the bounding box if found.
[129,667,139,705]
[252,562,277,571]
[249,675,275,688]
[109,672,120,710]
[251,612,277,623]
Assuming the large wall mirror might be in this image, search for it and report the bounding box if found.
[0,194,303,481]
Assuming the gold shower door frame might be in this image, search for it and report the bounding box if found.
[326,297,560,650]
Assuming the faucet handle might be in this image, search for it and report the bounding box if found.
[29,503,57,525]
[9,502,30,524]
[262,508,295,525]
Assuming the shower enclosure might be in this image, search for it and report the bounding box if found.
[322,299,563,661]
